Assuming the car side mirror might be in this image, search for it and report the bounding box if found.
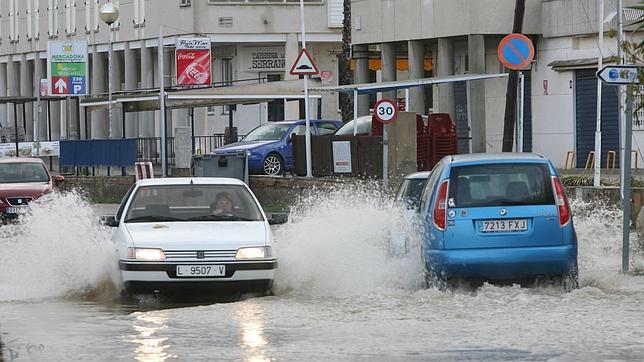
[286,134,293,145]
[100,215,119,227]
[268,213,288,225]
[53,175,65,186]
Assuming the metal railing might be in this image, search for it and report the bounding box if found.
[136,134,231,165]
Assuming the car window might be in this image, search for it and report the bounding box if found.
[116,183,137,221]
[290,125,306,137]
[244,123,292,141]
[124,184,264,223]
[448,163,555,207]
[316,122,339,135]
[420,162,445,214]
[395,178,429,209]
[334,117,372,135]
[0,162,50,183]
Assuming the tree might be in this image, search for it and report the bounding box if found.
[338,0,354,122]
[501,0,526,152]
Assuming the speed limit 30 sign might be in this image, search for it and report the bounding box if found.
[373,99,398,125]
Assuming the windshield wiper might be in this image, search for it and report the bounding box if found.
[124,215,187,223]
[187,214,256,222]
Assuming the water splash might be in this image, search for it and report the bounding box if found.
[272,182,424,296]
[0,191,119,302]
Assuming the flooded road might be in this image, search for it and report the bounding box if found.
[2,189,644,361]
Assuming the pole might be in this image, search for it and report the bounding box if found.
[518,72,525,152]
[617,0,625,197]
[405,89,410,111]
[353,89,358,136]
[36,84,41,157]
[622,87,633,273]
[159,25,167,177]
[47,101,52,171]
[190,107,195,155]
[108,25,113,140]
[299,0,312,177]
[594,0,605,187]
[13,103,18,157]
[383,124,388,193]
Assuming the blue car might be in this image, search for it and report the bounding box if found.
[214,120,342,176]
[419,153,578,289]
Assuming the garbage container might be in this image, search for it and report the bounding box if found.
[192,150,249,184]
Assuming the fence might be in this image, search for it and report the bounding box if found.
[136,134,232,165]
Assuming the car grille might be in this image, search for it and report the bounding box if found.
[163,250,237,261]
[6,197,33,206]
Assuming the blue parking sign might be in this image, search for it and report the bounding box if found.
[70,76,86,95]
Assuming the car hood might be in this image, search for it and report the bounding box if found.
[214,140,279,152]
[0,182,53,199]
[124,222,268,250]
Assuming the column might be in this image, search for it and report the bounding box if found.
[434,37,455,120]
[353,44,370,116]
[124,43,139,138]
[0,63,7,128]
[284,33,300,119]
[20,57,34,140]
[110,49,123,139]
[34,58,48,141]
[163,47,174,136]
[408,40,426,115]
[140,45,154,137]
[468,34,487,153]
[7,59,18,131]
[91,51,107,139]
[381,42,397,102]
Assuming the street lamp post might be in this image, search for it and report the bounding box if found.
[99,3,120,141]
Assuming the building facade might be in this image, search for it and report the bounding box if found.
[351,0,643,168]
[0,0,343,144]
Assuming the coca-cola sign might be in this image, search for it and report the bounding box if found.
[175,37,212,86]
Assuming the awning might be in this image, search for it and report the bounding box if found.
[548,56,618,71]
[80,79,323,112]
[310,73,510,94]
[0,95,71,104]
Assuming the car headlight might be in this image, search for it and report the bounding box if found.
[127,247,166,261]
[235,246,272,259]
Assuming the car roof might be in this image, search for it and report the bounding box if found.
[0,157,45,164]
[448,152,547,165]
[266,119,340,125]
[137,177,246,186]
[404,171,432,179]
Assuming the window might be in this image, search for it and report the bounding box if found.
[48,0,59,39]
[133,0,145,28]
[316,122,339,135]
[180,0,191,6]
[65,0,77,36]
[208,0,322,4]
[9,0,18,42]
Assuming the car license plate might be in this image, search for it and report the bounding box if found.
[480,219,528,232]
[176,265,225,277]
[5,207,25,214]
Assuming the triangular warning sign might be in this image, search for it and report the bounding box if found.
[290,48,319,76]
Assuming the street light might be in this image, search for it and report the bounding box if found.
[99,2,120,141]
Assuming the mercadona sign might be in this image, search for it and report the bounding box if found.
[47,40,89,96]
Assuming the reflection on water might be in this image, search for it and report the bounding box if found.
[235,302,269,362]
[129,311,171,362]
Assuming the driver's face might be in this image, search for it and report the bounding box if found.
[216,198,232,211]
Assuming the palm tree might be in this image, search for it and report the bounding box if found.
[338,0,354,122]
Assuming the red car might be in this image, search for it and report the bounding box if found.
[0,157,65,223]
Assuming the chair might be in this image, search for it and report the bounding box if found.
[144,204,171,217]
[506,181,529,200]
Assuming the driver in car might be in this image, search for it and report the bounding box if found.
[211,192,235,216]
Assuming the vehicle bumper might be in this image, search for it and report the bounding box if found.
[425,245,577,279]
[119,260,276,293]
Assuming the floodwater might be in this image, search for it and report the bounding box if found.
[2,188,644,361]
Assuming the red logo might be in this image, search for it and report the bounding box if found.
[176,49,211,86]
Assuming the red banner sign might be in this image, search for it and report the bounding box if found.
[175,38,212,86]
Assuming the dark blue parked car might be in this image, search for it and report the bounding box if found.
[419,153,578,290]
[214,120,342,175]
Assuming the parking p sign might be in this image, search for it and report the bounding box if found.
[373,99,398,125]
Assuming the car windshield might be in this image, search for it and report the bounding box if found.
[124,184,265,223]
[334,117,372,135]
[448,163,555,207]
[243,123,293,141]
[395,178,429,209]
[0,162,50,183]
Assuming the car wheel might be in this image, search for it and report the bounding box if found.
[263,154,283,176]
[561,264,579,292]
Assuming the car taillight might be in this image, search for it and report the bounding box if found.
[552,176,570,226]
[433,180,449,231]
